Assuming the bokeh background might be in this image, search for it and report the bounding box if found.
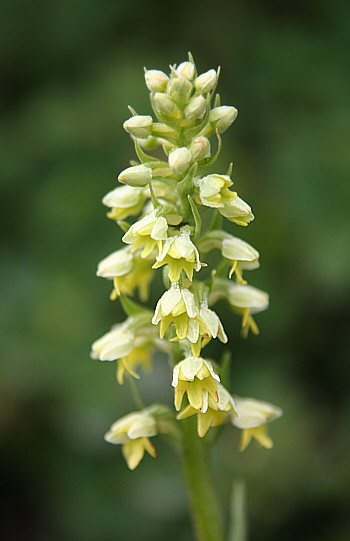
[1,0,350,539]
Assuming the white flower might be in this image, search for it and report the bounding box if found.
[219,195,254,226]
[227,284,269,314]
[153,92,176,116]
[102,185,145,221]
[152,228,202,282]
[91,324,134,362]
[172,356,220,412]
[198,305,228,345]
[97,246,133,279]
[189,136,211,161]
[222,236,260,281]
[152,283,200,342]
[177,382,238,437]
[105,408,158,470]
[122,211,168,258]
[195,174,237,208]
[167,76,192,104]
[91,313,156,383]
[231,397,283,451]
[198,231,259,281]
[96,246,154,302]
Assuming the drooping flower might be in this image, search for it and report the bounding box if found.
[172,356,220,412]
[230,397,283,451]
[102,185,145,221]
[90,312,157,384]
[96,246,154,302]
[197,304,228,353]
[177,383,238,437]
[122,210,168,258]
[210,279,269,337]
[195,174,237,209]
[198,231,260,283]
[152,226,202,282]
[104,408,158,470]
[219,195,254,226]
[226,283,269,337]
[152,283,201,346]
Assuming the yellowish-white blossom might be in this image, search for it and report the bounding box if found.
[195,174,237,209]
[102,185,145,221]
[104,408,158,470]
[231,397,283,451]
[172,356,220,412]
[152,284,200,345]
[152,227,202,282]
[177,383,238,437]
[122,210,168,258]
[219,195,254,226]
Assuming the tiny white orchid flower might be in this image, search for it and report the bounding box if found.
[91,313,157,384]
[96,246,154,302]
[178,383,238,437]
[102,185,145,221]
[172,356,220,413]
[152,283,201,346]
[198,304,228,351]
[122,210,168,258]
[231,397,283,451]
[105,408,158,470]
[222,237,260,282]
[219,195,254,226]
[195,174,237,209]
[152,227,202,282]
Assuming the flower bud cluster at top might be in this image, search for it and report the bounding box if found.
[91,54,282,469]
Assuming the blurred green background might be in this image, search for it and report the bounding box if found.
[1,0,350,539]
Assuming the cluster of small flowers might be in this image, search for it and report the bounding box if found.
[91,55,282,470]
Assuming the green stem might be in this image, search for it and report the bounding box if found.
[179,416,225,541]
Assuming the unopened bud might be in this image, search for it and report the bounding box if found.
[118,164,152,187]
[195,69,217,94]
[144,69,169,93]
[168,147,192,174]
[168,76,192,104]
[184,95,206,122]
[209,106,238,134]
[189,136,211,161]
[123,115,153,139]
[153,93,176,116]
[176,61,195,81]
